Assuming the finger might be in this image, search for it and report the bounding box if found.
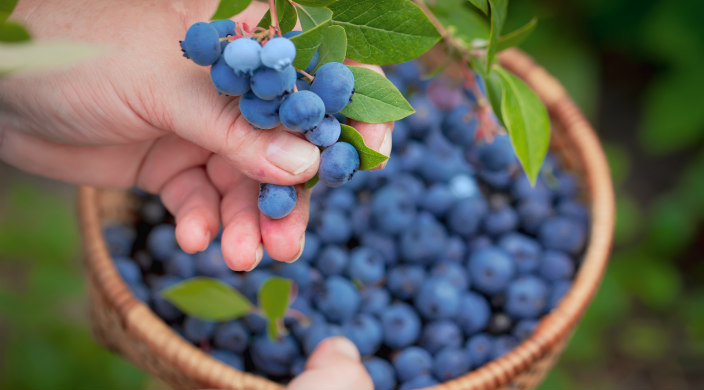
[160,167,221,254]
[208,155,263,271]
[342,60,394,169]
[288,337,373,390]
[260,185,311,263]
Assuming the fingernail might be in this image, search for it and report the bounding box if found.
[246,243,264,272]
[266,133,319,175]
[286,234,306,263]
[325,337,360,360]
[378,125,393,168]
[200,231,211,252]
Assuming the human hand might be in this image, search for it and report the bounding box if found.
[0,0,392,270]
[288,337,373,390]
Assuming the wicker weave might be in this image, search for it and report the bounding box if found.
[78,48,615,390]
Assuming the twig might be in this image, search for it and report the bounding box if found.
[269,0,281,35]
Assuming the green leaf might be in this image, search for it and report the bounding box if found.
[314,25,346,71]
[210,0,252,20]
[338,124,388,170]
[295,0,338,6]
[0,41,104,76]
[290,7,332,69]
[0,21,29,42]
[161,277,253,321]
[258,277,292,320]
[483,71,505,126]
[340,65,414,123]
[429,0,489,48]
[486,0,508,72]
[496,17,537,51]
[467,0,489,14]
[0,0,18,23]
[257,0,297,34]
[329,0,440,65]
[495,67,550,184]
[305,175,320,189]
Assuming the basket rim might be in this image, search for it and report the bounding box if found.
[77,48,615,390]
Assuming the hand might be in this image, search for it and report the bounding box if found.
[289,337,373,390]
[0,0,392,270]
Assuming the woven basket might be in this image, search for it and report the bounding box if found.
[78,48,615,390]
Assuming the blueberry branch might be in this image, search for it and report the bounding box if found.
[269,0,281,35]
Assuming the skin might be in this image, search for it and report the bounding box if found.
[0,0,392,271]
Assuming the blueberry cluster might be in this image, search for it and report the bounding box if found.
[104,59,589,389]
[180,22,359,220]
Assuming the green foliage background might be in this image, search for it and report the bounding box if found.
[1,0,703,388]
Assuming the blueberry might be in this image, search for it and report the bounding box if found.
[348,247,385,285]
[381,303,421,349]
[398,141,426,173]
[150,276,183,322]
[442,103,478,146]
[539,251,575,282]
[421,183,455,217]
[250,65,296,100]
[371,185,416,235]
[393,346,433,382]
[343,314,383,356]
[364,357,396,390]
[505,276,548,319]
[415,277,460,319]
[513,319,538,341]
[314,276,360,323]
[499,233,542,274]
[250,334,299,376]
[420,320,462,354]
[400,213,448,264]
[147,224,177,262]
[387,265,426,300]
[290,357,306,376]
[484,205,519,236]
[467,247,516,295]
[517,197,553,234]
[316,209,352,244]
[444,236,467,262]
[209,19,237,37]
[103,224,135,257]
[258,183,297,219]
[539,216,588,255]
[310,62,355,114]
[319,142,360,188]
[223,38,262,75]
[242,270,272,303]
[128,281,150,303]
[465,333,492,366]
[433,347,471,381]
[279,90,326,133]
[390,174,426,204]
[282,31,318,74]
[195,245,230,277]
[399,375,438,390]
[114,256,142,284]
[512,174,552,201]
[468,235,493,252]
[276,261,312,290]
[260,37,296,71]
[360,287,390,316]
[557,199,590,225]
[491,335,518,360]
[298,233,321,263]
[447,197,488,238]
[302,321,342,354]
[392,120,410,149]
[213,321,249,354]
[305,114,341,147]
[478,168,514,190]
[243,312,267,334]
[456,291,491,336]
[478,134,516,171]
[360,233,398,265]
[315,245,349,276]
[548,280,572,309]
[406,95,440,137]
[553,172,579,199]
[165,251,196,279]
[395,61,421,84]
[427,77,464,110]
[239,92,282,129]
[182,22,221,66]
[295,78,311,91]
[210,349,244,370]
[220,273,243,290]
[430,261,468,290]
[210,58,250,96]
[183,316,216,344]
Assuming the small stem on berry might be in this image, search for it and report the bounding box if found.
[269,0,281,35]
[296,68,315,81]
[285,308,311,326]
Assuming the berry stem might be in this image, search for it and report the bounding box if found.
[269,0,281,35]
[296,68,315,81]
[410,0,475,67]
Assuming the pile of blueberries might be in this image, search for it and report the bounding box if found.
[104,59,589,390]
[180,21,360,219]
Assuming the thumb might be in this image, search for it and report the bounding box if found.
[287,337,373,390]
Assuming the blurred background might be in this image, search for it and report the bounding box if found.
[1,0,703,388]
